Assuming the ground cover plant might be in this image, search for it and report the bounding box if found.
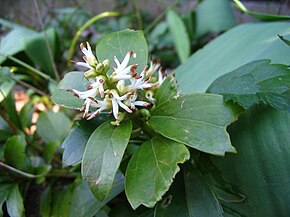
[1,0,290,216]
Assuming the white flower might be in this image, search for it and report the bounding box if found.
[125,91,150,110]
[87,75,106,98]
[86,97,111,120]
[79,42,98,67]
[146,60,160,77]
[158,68,166,85]
[127,67,158,91]
[145,90,156,104]
[108,90,132,120]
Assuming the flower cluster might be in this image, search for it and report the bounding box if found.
[69,42,166,125]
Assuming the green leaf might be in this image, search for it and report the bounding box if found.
[155,165,223,217]
[4,91,22,130]
[176,22,290,93]
[195,0,235,38]
[82,120,132,201]
[0,27,37,64]
[4,133,29,171]
[125,136,189,209]
[62,117,109,167]
[278,34,290,46]
[19,101,33,129]
[24,28,58,78]
[37,110,71,143]
[211,106,290,216]
[154,75,178,109]
[149,94,239,156]
[0,67,15,103]
[6,185,24,217]
[40,186,52,217]
[50,185,73,217]
[208,59,290,111]
[69,171,124,217]
[233,0,290,21]
[167,9,190,63]
[51,89,83,109]
[0,184,13,216]
[51,71,90,109]
[96,29,148,73]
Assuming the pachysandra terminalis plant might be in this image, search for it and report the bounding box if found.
[52,30,240,209]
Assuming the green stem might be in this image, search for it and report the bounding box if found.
[132,0,143,29]
[67,11,121,65]
[0,161,41,179]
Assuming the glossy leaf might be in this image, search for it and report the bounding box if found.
[51,71,90,109]
[212,106,290,216]
[125,136,190,209]
[149,94,239,156]
[0,27,37,64]
[208,59,290,111]
[62,117,109,167]
[195,0,235,38]
[96,29,148,73]
[176,22,290,93]
[155,165,223,217]
[19,101,33,129]
[6,185,24,217]
[37,110,71,143]
[167,9,190,63]
[24,28,58,78]
[82,120,132,201]
[154,75,178,108]
[69,172,124,217]
[4,133,29,171]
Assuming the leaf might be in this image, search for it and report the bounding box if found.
[0,184,13,217]
[82,120,132,201]
[24,28,58,78]
[176,22,290,93]
[154,75,178,109]
[19,101,33,129]
[0,67,15,103]
[211,106,290,216]
[125,136,190,209]
[4,133,30,171]
[0,27,37,64]
[208,59,290,111]
[62,117,109,167]
[4,91,22,130]
[69,171,124,217]
[233,0,290,21]
[148,94,239,156]
[37,110,72,143]
[155,165,223,217]
[195,0,235,38]
[166,9,190,63]
[51,71,90,109]
[96,29,148,73]
[6,185,25,217]
[50,185,73,217]
[40,186,52,217]
[278,34,290,46]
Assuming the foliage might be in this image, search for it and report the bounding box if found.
[0,1,290,216]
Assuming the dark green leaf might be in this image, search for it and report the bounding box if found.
[149,94,239,156]
[154,75,178,108]
[0,184,12,217]
[208,59,290,111]
[176,22,290,93]
[155,165,223,217]
[167,9,190,63]
[6,185,24,217]
[4,133,29,171]
[19,101,33,129]
[24,28,58,78]
[69,171,124,217]
[62,117,109,167]
[37,110,71,143]
[0,27,37,64]
[195,0,235,38]
[96,29,148,73]
[212,106,290,216]
[4,92,22,130]
[82,120,132,201]
[50,185,73,217]
[40,186,52,217]
[125,136,189,209]
[43,142,58,164]
[233,0,290,21]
